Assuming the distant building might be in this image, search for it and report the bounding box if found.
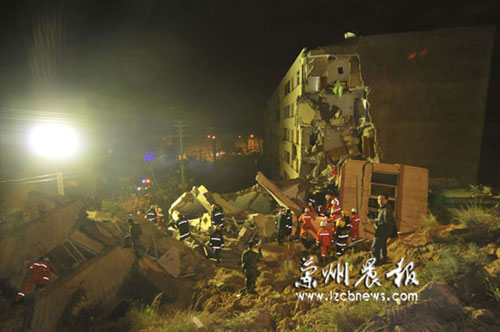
[263,26,495,184]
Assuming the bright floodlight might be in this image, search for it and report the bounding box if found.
[28,123,79,158]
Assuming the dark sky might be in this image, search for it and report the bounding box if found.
[1,0,499,133]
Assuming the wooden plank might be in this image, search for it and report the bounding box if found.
[399,165,429,233]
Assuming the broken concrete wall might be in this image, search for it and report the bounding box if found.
[220,185,274,214]
[0,200,83,279]
[168,190,207,219]
[29,247,136,331]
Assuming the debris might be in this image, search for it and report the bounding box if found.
[255,172,302,214]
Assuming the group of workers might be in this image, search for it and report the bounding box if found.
[14,191,394,302]
[275,193,361,262]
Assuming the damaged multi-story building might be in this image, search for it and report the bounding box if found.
[263,26,495,184]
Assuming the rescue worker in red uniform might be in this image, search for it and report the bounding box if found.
[350,208,361,240]
[298,208,318,248]
[316,221,334,262]
[15,256,51,302]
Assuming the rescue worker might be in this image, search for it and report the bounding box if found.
[275,207,287,245]
[15,256,51,302]
[371,194,395,266]
[284,209,294,239]
[241,240,262,294]
[307,201,318,218]
[327,205,342,229]
[211,204,225,228]
[126,218,142,257]
[316,221,334,262]
[298,208,318,248]
[350,208,361,240]
[174,212,191,241]
[210,224,224,263]
[145,204,157,223]
[335,211,352,256]
[155,207,165,226]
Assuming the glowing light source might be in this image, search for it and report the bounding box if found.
[28,123,79,158]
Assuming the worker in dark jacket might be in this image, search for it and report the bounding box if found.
[15,256,51,302]
[371,194,395,266]
[210,224,224,263]
[210,204,225,228]
[145,204,157,223]
[174,212,191,241]
[126,218,142,256]
[241,240,263,294]
[284,209,294,239]
[275,207,287,245]
[334,211,352,256]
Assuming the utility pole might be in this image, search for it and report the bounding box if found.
[173,121,187,191]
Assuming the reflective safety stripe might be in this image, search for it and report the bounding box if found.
[212,246,221,249]
[337,243,347,246]
[178,220,188,225]
[214,213,222,216]
[180,233,190,239]
[338,235,349,238]
[42,277,49,280]
[319,232,330,236]
[211,237,221,241]
[17,292,25,296]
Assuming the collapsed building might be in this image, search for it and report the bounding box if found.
[263,25,495,185]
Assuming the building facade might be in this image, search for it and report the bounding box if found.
[263,26,495,184]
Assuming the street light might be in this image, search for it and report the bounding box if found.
[28,123,80,195]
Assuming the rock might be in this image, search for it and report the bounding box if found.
[484,259,500,279]
[249,213,276,238]
[480,243,498,256]
[471,309,498,325]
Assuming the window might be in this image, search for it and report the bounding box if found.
[337,67,344,75]
[284,105,291,118]
[296,71,301,86]
[283,128,291,141]
[284,80,291,95]
[284,150,291,164]
[368,172,399,217]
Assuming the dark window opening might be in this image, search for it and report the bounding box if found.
[337,67,344,75]
[371,172,398,186]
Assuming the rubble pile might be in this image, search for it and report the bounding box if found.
[0,200,214,331]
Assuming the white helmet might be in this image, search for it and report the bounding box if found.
[351,208,357,213]
[320,221,326,227]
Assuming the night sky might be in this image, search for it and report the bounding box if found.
[1,0,499,133]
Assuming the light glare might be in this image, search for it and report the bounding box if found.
[28,123,79,158]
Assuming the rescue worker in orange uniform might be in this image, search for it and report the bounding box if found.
[350,208,361,240]
[327,205,342,231]
[15,256,51,302]
[155,207,165,226]
[298,207,318,248]
[316,221,334,262]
